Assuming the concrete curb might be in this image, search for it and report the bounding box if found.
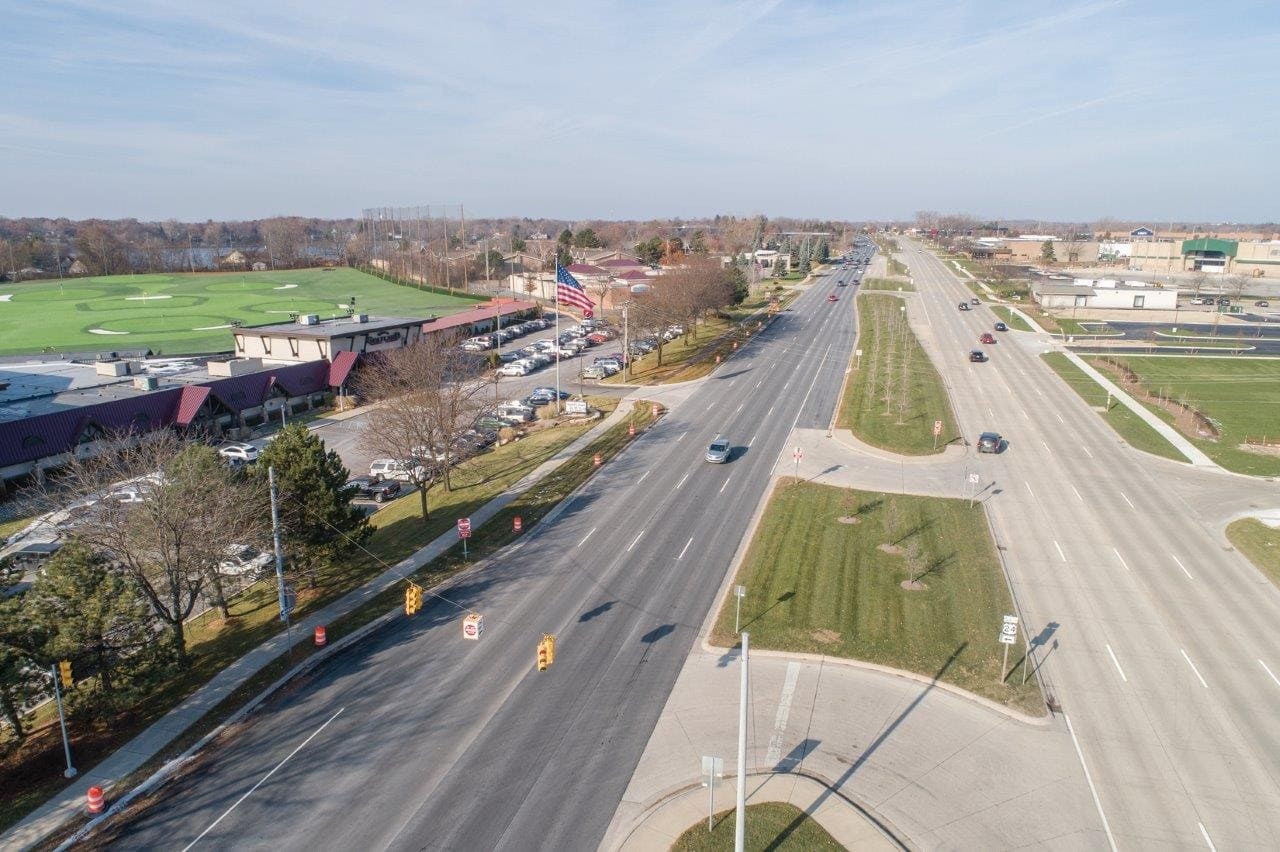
[697,477,1052,729]
[609,770,910,852]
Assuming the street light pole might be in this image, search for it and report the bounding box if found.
[735,632,749,852]
[622,303,629,383]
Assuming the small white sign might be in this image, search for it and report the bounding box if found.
[968,473,980,484]
[702,755,724,778]
[793,447,803,461]
[565,399,588,415]
[999,614,1019,645]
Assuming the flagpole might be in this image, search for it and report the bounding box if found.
[554,263,561,415]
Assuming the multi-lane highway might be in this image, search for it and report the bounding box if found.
[896,236,1280,849]
[94,252,872,848]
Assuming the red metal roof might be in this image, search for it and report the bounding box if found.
[175,385,210,425]
[597,258,642,268]
[328,350,359,387]
[420,300,538,334]
[565,264,606,275]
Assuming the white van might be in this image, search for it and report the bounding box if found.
[495,403,535,423]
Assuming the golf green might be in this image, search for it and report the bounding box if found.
[0,268,484,356]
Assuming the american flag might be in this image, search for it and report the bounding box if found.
[555,263,595,314]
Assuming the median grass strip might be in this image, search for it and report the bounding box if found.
[0,397,626,831]
[861,276,914,292]
[1084,355,1280,475]
[1040,353,1184,462]
[836,293,958,455]
[991,306,1034,332]
[1226,519,1280,588]
[712,481,1044,716]
[672,802,843,852]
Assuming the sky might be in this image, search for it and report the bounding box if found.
[2,0,1278,223]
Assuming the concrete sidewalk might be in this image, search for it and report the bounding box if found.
[4,399,640,850]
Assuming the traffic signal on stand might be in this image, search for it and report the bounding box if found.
[405,584,423,615]
[536,634,557,672]
[58,660,72,688]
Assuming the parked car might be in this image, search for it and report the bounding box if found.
[218,543,273,576]
[994,321,1009,332]
[580,365,608,380]
[1217,297,1231,306]
[969,297,981,306]
[705,436,731,464]
[977,432,1003,454]
[980,333,996,344]
[958,302,970,311]
[496,402,535,423]
[345,475,403,503]
[969,349,988,363]
[531,387,569,400]
[217,441,259,463]
[368,458,424,482]
[497,362,529,377]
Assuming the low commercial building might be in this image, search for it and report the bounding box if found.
[1033,279,1178,311]
[1128,238,1280,276]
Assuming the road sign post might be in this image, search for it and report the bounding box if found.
[702,755,724,831]
[999,615,1019,683]
[792,447,803,483]
[49,665,76,778]
[457,517,471,559]
[933,419,942,450]
[968,472,980,507]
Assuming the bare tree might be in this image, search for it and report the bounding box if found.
[261,217,307,269]
[41,434,269,662]
[357,338,489,521]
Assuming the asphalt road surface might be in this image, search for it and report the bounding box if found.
[898,237,1280,849]
[95,252,873,849]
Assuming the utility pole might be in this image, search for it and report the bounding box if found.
[622,303,630,383]
[735,632,749,852]
[50,665,76,778]
[268,467,293,652]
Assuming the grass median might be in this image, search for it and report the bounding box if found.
[1226,519,1280,588]
[992,306,1034,332]
[1084,355,1280,475]
[711,480,1044,716]
[0,396,635,832]
[836,293,958,454]
[1040,353,1184,462]
[672,802,843,851]
[861,276,914,292]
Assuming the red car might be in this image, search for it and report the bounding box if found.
[827,294,838,302]
[979,333,996,344]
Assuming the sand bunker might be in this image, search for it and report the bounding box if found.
[0,294,13,302]
[193,324,233,331]
[273,284,298,290]
[125,294,173,301]
[89,328,130,335]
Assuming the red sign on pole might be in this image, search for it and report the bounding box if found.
[793,447,803,461]
[933,420,943,436]
[457,518,471,540]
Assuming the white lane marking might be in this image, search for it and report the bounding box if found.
[1064,714,1119,852]
[1113,548,1130,571]
[756,379,763,388]
[1071,485,1084,503]
[1055,411,1064,423]
[766,405,775,418]
[1172,554,1194,580]
[1106,644,1128,682]
[783,381,790,390]
[1020,409,1030,420]
[988,407,995,419]
[1120,491,1134,509]
[183,707,345,851]
[1200,822,1218,851]
[1081,445,1093,459]
[677,472,690,489]
[728,379,736,387]
[706,402,715,411]
[677,537,693,560]
[748,434,757,446]
[1181,648,1209,688]
[736,402,744,413]
[1054,540,1066,562]
[637,470,650,484]
[627,530,645,552]
[578,527,596,547]
[1259,659,1280,687]
[677,431,688,442]
[1025,481,1035,498]
[765,662,802,763]
[720,475,732,494]
[1041,440,1050,451]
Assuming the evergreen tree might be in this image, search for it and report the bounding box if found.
[255,424,370,589]
[727,264,749,305]
[0,596,47,740]
[557,228,573,246]
[689,230,709,254]
[571,228,602,248]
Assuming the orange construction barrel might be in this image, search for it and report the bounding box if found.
[513,516,523,533]
[314,625,327,647]
[593,453,603,467]
[628,423,636,437]
[87,786,105,814]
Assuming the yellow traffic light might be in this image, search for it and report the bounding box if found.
[58,660,73,688]
[405,584,423,615]
[536,638,550,672]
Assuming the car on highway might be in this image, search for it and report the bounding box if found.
[217,441,259,463]
[1256,300,1270,307]
[705,436,731,464]
[958,302,970,311]
[980,332,996,344]
[344,475,403,503]
[994,321,1009,332]
[969,349,988,362]
[969,297,981,306]
[827,294,838,302]
[977,432,1003,453]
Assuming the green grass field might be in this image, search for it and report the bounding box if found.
[672,802,843,851]
[0,268,483,356]
[1226,518,1280,589]
[836,293,958,454]
[1086,355,1280,475]
[860,276,914,292]
[711,481,1044,715]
